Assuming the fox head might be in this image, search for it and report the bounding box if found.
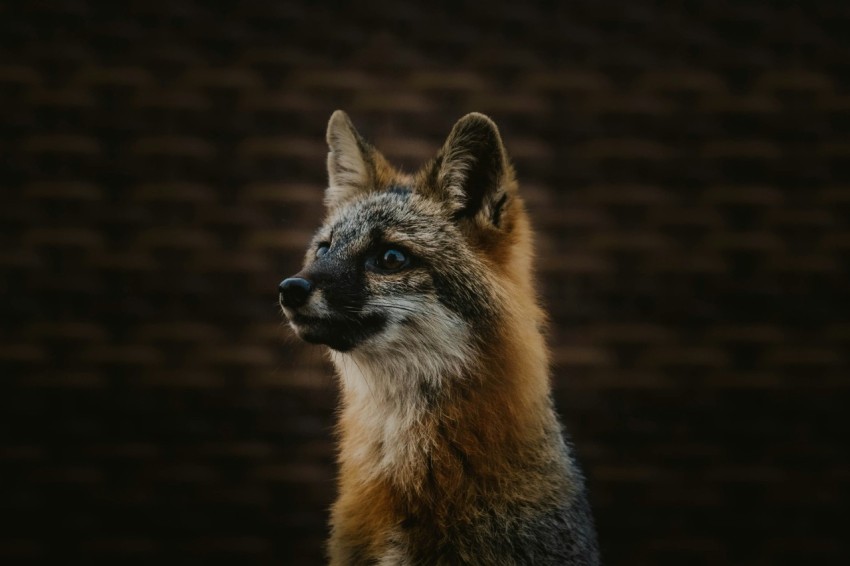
[279,111,535,382]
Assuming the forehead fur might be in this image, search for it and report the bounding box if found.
[322,189,458,251]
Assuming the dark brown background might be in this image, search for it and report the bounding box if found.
[2,1,849,564]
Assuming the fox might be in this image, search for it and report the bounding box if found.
[279,110,600,565]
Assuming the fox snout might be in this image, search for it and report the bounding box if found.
[279,276,313,309]
[279,264,388,352]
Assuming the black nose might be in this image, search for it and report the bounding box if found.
[279,277,313,308]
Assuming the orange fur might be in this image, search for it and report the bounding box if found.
[330,194,569,560]
[288,111,599,564]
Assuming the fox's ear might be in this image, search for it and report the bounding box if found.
[325,110,378,209]
[424,113,514,229]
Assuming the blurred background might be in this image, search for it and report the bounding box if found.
[1,0,849,564]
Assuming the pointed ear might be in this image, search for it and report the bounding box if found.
[325,110,376,209]
[424,113,514,229]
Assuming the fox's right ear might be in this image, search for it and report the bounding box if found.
[421,113,515,231]
[325,110,379,209]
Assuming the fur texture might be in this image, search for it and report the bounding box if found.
[280,111,600,565]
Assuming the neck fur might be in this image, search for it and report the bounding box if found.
[329,293,552,494]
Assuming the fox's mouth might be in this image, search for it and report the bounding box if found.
[287,311,387,352]
[289,313,327,326]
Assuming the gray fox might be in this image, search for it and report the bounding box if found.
[279,111,600,565]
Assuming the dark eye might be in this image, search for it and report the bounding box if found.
[316,243,330,258]
[375,248,409,272]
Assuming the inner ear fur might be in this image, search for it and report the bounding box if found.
[325,110,395,209]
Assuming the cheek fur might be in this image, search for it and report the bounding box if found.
[363,264,430,296]
[357,270,474,379]
[353,295,474,389]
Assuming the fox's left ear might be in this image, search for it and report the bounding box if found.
[423,113,515,230]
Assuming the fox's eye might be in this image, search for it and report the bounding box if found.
[316,243,330,258]
[375,248,408,272]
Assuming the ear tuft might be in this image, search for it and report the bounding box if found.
[325,110,372,208]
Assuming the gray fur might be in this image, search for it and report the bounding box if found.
[281,111,600,566]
